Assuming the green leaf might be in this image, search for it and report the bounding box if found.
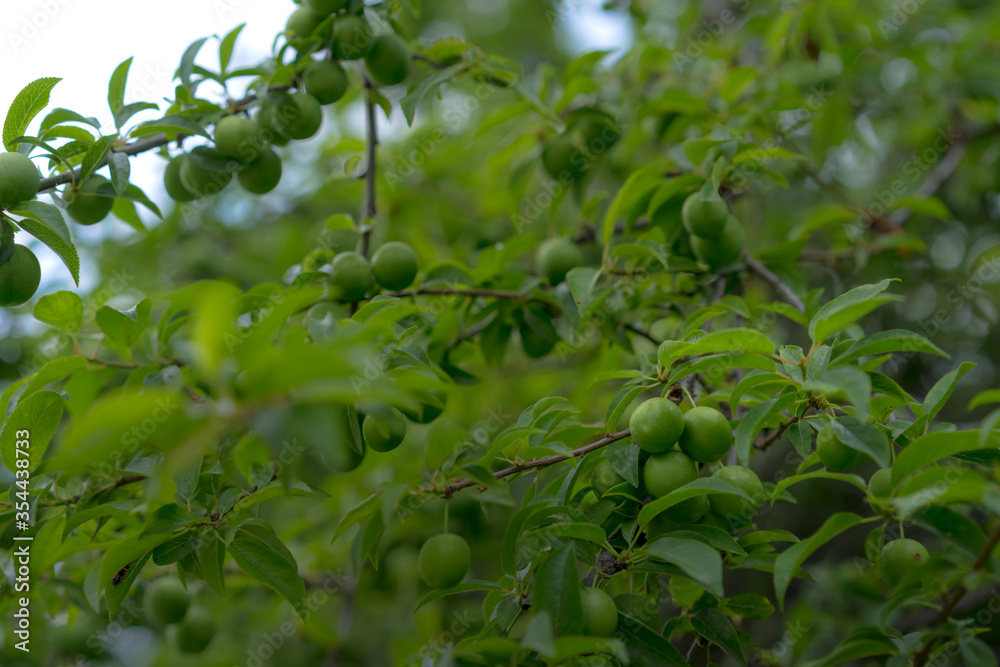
[108,152,131,195]
[808,280,902,344]
[63,499,142,540]
[565,266,602,316]
[660,328,777,368]
[522,612,557,657]
[605,438,640,487]
[803,366,871,415]
[79,135,116,183]
[663,524,746,555]
[401,64,468,126]
[10,201,79,284]
[40,108,100,132]
[197,532,227,596]
[219,23,246,72]
[829,416,891,467]
[922,361,976,420]
[525,522,607,546]
[33,290,83,333]
[103,552,151,620]
[638,478,752,528]
[532,544,583,636]
[415,580,504,611]
[604,385,645,432]
[833,330,948,365]
[970,389,1000,410]
[3,77,61,150]
[722,593,775,619]
[814,634,899,666]
[616,614,688,665]
[140,503,200,538]
[691,608,745,663]
[774,512,864,609]
[333,493,381,542]
[132,114,210,139]
[113,102,159,130]
[601,166,664,245]
[730,372,796,413]
[95,299,151,349]
[0,390,65,473]
[501,502,549,576]
[959,637,999,667]
[228,524,308,620]
[644,536,724,597]
[177,37,209,91]
[771,470,867,500]
[108,57,132,117]
[892,430,996,485]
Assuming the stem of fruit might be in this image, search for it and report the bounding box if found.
[912,520,1000,666]
[441,429,632,498]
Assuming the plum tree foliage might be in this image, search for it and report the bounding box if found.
[1,0,1000,665]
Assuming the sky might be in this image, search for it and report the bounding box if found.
[0,0,630,296]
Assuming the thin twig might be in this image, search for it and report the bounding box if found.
[360,80,379,258]
[887,134,968,227]
[913,521,1000,666]
[754,415,801,450]
[741,250,805,313]
[441,429,631,497]
[623,322,659,345]
[388,286,548,302]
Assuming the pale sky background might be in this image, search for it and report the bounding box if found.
[1,0,630,298]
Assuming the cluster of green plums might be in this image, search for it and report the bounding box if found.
[540,107,621,182]
[145,578,216,654]
[320,239,419,302]
[591,397,766,531]
[681,191,746,270]
[162,3,414,202]
[286,1,413,87]
[0,152,44,306]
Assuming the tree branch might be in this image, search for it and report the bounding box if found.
[623,321,659,345]
[37,134,174,192]
[388,286,549,302]
[442,429,631,497]
[360,80,379,258]
[741,250,805,313]
[913,520,1000,666]
[754,415,800,450]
